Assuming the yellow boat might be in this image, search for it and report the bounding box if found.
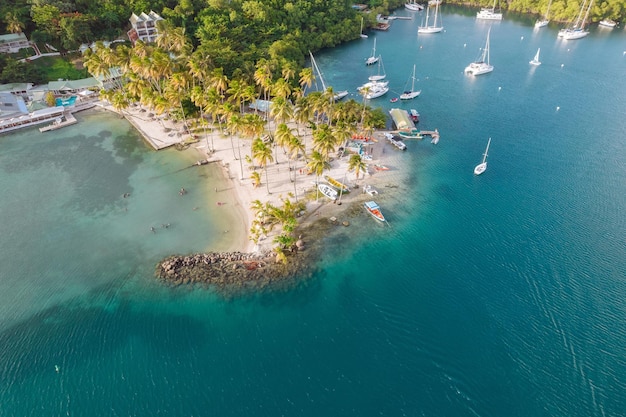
[324,175,350,193]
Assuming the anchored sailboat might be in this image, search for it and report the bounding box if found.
[309,51,348,101]
[474,137,491,175]
[465,28,493,76]
[400,65,421,100]
[368,57,386,81]
[529,48,541,66]
[559,0,593,40]
[418,1,443,34]
[535,0,552,28]
[476,0,502,20]
[365,38,379,65]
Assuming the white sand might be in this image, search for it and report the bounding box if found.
[102,103,410,253]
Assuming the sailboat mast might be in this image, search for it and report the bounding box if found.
[483,138,491,163]
[309,51,327,91]
[411,64,416,90]
[581,0,593,28]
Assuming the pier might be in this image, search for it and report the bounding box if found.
[419,129,440,144]
[39,113,77,132]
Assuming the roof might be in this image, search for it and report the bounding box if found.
[0,33,28,44]
[389,108,415,131]
[129,11,163,24]
[48,78,100,91]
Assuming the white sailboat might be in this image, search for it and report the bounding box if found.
[400,65,421,100]
[360,16,368,38]
[559,0,593,40]
[465,28,494,76]
[365,38,379,65]
[535,0,552,28]
[309,51,348,101]
[529,48,541,65]
[418,1,444,34]
[477,0,502,20]
[405,0,424,11]
[474,137,491,175]
[368,57,386,81]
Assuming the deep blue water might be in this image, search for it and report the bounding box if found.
[1,9,626,416]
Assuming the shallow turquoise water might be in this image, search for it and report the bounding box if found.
[1,10,626,416]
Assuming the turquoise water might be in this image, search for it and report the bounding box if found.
[2,10,626,416]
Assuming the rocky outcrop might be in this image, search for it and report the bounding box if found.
[155,248,319,294]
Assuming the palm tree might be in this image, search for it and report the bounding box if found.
[307,150,330,201]
[348,154,368,181]
[4,12,25,34]
[299,67,315,95]
[252,137,274,194]
[312,124,338,161]
[287,134,305,201]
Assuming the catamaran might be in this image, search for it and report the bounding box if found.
[365,38,379,65]
[465,28,493,75]
[474,137,491,175]
[418,1,443,33]
[535,0,552,28]
[400,64,421,100]
[529,48,541,65]
[309,51,348,101]
[476,0,502,20]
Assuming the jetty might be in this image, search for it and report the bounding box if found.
[419,129,440,144]
[39,112,77,132]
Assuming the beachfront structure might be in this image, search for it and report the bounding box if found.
[0,83,34,100]
[0,33,30,54]
[127,11,164,45]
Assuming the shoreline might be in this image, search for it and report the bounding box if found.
[97,101,414,287]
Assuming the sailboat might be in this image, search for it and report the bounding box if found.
[309,51,349,101]
[365,38,379,65]
[418,1,443,33]
[474,137,491,175]
[476,0,502,20]
[400,65,421,100]
[405,0,424,11]
[559,0,593,40]
[529,48,541,66]
[465,28,494,76]
[535,0,552,28]
[360,16,368,38]
[368,57,386,81]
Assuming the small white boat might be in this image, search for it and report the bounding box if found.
[364,201,386,222]
[363,184,379,196]
[318,183,338,201]
[535,0,551,27]
[476,0,502,20]
[365,38,379,65]
[405,0,424,11]
[474,137,491,175]
[386,135,407,150]
[599,18,617,28]
[465,28,493,76]
[529,48,541,66]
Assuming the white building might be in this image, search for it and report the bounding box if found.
[127,11,164,44]
[0,33,30,54]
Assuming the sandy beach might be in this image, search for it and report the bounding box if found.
[99,102,411,254]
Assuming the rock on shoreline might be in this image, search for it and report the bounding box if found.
[155,248,319,293]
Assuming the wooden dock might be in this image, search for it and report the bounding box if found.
[419,129,440,144]
[39,113,77,132]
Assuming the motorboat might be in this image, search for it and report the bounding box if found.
[364,201,386,222]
